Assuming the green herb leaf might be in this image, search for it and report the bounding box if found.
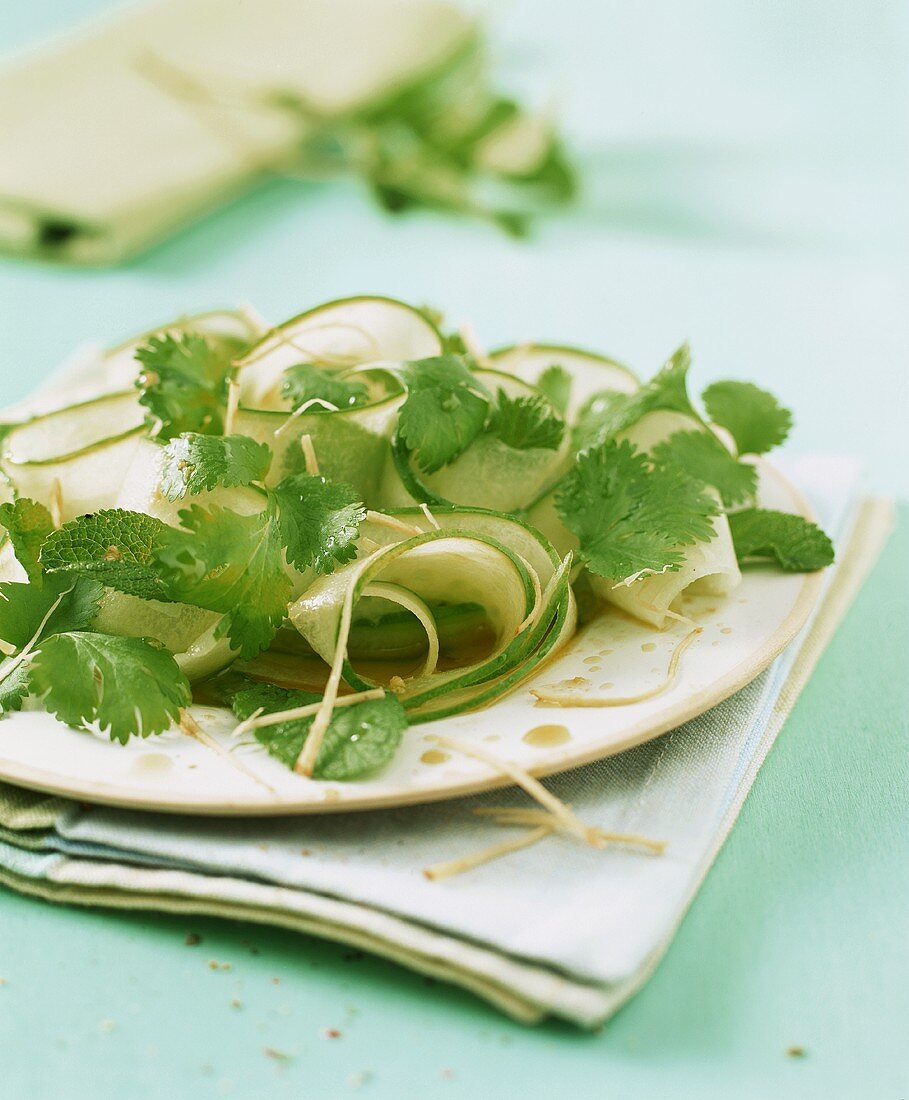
[396,356,491,473]
[728,509,834,571]
[281,364,369,412]
[155,505,291,659]
[0,662,29,716]
[135,333,233,440]
[41,510,172,601]
[556,438,719,582]
[701,381,792,455]
[650,430,758,508]
[490,389,564,451]
[536,364,571,415]
[315,697,407,780]
[29,632,190,743]
[0,576,103,651]
[231,683,321,720]
[0,498,54,582]
[270,474,365,575]
[160,433,272,501]
[573,344,697,452]
[232,685,406,779]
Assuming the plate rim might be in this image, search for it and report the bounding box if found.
[0,463,827,816]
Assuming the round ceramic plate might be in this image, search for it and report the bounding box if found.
[0,462,822,816]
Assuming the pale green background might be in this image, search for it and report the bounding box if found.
[0,2,907,1096]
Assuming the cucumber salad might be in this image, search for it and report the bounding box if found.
[0,296,833,782]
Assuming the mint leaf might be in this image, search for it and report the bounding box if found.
[315,697,407,780]
[231,684,320,721]
[270,474,365,575]
[232,686,406,779]
[396,356,491,473]
[0,498,54,582]
[155,504,291,659]
[650,430,758,508]
[160,433,272,501]
[135,333,233,439]
[281,364,369,412]
[0,576,102,651]
[490,388,564,451]
[41,510,171,601]
[29,632,190,743]
[556,438,719,582]
[574,344,697,452]
[536,364,571,415]
[728,509,834,571]
[702,381,792,455]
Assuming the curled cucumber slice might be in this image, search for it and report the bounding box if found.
[93,307,266,398]
[490,343,637,418]
[289,508,574,718]
[235,295,442,410]
[235,396,401,501]
[1,390,144,466]
[379,369,570,513]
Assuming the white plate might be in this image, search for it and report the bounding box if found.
[0,462,822,816]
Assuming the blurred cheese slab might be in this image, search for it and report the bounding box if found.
[0,0,474,263]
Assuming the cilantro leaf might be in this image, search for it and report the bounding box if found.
[574,344,697,452]
[160,433,272,501]
[490,388,564,451]
[270,474,365,575]
[155,504,291,659]
[440,331,468,356]
[536,364,571,415]
[29,632,190,743]
[0,662,29,716]
[728,509,834,571]
[41,510,172,601]
[396,356,491,473]
[702,381,792,455]
[281,364,369,412]
[556,438,719,582]
[135,333,233,440]
[232,686,407,779]
[0,498,54,582]
[650,430,758,508]
[0,576,102,651]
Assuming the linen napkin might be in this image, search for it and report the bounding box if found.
[0,0,474,263]
[0,458,891,1027]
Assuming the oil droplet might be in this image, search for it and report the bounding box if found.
[132,753,172,774]
[599,649,614,657]
[553,676,589,689]
[323,789,341,802]
[599,682,614,690]
[420,749,450,765]
[522,724,571,748]
[589,666,602,674]
[582,655,600,665]
[720,627,733,635]
[641,642,657,652]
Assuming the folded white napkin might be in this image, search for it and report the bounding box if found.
[0,0,473,263]
[0,457,890,1025]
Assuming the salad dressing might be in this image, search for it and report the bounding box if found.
[420,749,450,765]
[522,724,570,747]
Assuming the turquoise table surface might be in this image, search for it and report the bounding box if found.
[1,2,907,1096]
